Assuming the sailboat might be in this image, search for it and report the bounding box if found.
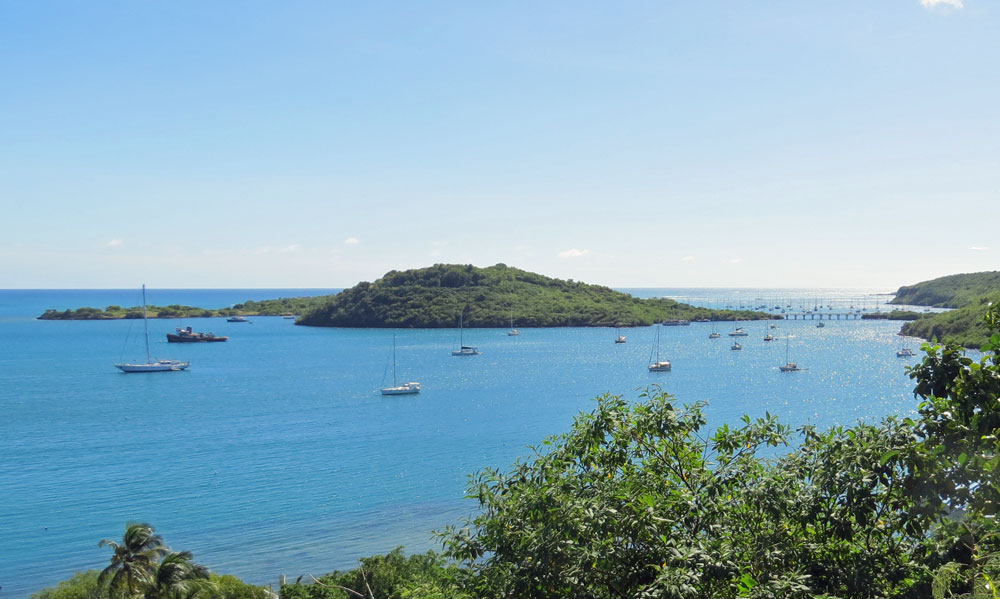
[709,318,721,339]
[779,335,801,372]
[729,321,748,337]
[452,314,480,356]
[763,320,775,342]
[615,326,627,344]
[115,285,190,372]
[648,326,671,371]
[507,308,519,336]
[381,334,421,395]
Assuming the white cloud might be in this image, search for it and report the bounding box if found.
[558,248,590,259]
[681,256,695,262]
[969,246,990,251]
[728,258,745,264]
[920,0,963,9]
[103,238,124,249]
[344,237,360,245]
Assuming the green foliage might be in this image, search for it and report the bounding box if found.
[97,523,211,599]
[38,297,332,320]
[297,263,767,328]
[889,271,1000,348]
[900,297,998,349]
[892,272,1000,309]
[861,310,921,320]
[31,571,106,599]
[279,548,468,599]
[441,387,941,598]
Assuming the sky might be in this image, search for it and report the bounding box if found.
[1,0,997,290]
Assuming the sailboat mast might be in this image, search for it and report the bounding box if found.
[392,334,398,386]
[142,284,151,363]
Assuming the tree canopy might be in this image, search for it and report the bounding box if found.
[296,264,766,328]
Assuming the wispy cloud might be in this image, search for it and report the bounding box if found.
[681,256,695,262]
[103,238,124,249]
[343,237,360,245]
[969,246,990,251]
[920,0,963,10]
[558,248,590,259]
[728,258,745,264]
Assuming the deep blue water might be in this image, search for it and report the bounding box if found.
[0,288,933,597]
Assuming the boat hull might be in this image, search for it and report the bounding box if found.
[116,360,190,373]
[167,334,228,342]
[648,361,672,372]
[381,383,421,395]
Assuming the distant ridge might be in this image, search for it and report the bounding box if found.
[296,263,767,328]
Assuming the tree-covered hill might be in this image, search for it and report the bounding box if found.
[297,263,767,328]
[891,271,1000,308]
[889,271,1000,348]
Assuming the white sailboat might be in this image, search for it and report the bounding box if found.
[452,314,480,356]
[779,335,801,372]
[615,326,627,344]
[648,326,671,371]
[115,285,190,373]
[381,334,421,395]
[729,322,748,337]
[507,308,519,336]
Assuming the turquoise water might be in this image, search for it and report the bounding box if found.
[0,288,929,597]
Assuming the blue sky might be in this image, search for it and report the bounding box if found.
[1,0,996,289]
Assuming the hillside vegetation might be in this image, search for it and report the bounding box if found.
[890,271,1000,348]
[38,296,329,320]
[296,263,767,328]
[891,271,1000,308]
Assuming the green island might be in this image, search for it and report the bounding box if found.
[37,297,329,321]
[35,305,1000,598]
[296,263,767,328]
[889,271,1000,348]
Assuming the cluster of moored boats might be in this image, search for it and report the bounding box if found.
[113,285,293,373]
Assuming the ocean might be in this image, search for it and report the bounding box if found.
[0,287,934,597]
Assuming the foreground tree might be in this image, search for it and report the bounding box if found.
[98,523,213,599]
[98,523,169,598]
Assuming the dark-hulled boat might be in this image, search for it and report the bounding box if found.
[167,326,229,343]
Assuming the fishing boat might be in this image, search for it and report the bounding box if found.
[115,285,190,373]
[779,335,801,372]
[648,326,671,371]
[452,314,480,356]
[167,326,228,343]
[381,334,421,395]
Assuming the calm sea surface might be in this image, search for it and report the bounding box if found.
[0,288,938,596]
